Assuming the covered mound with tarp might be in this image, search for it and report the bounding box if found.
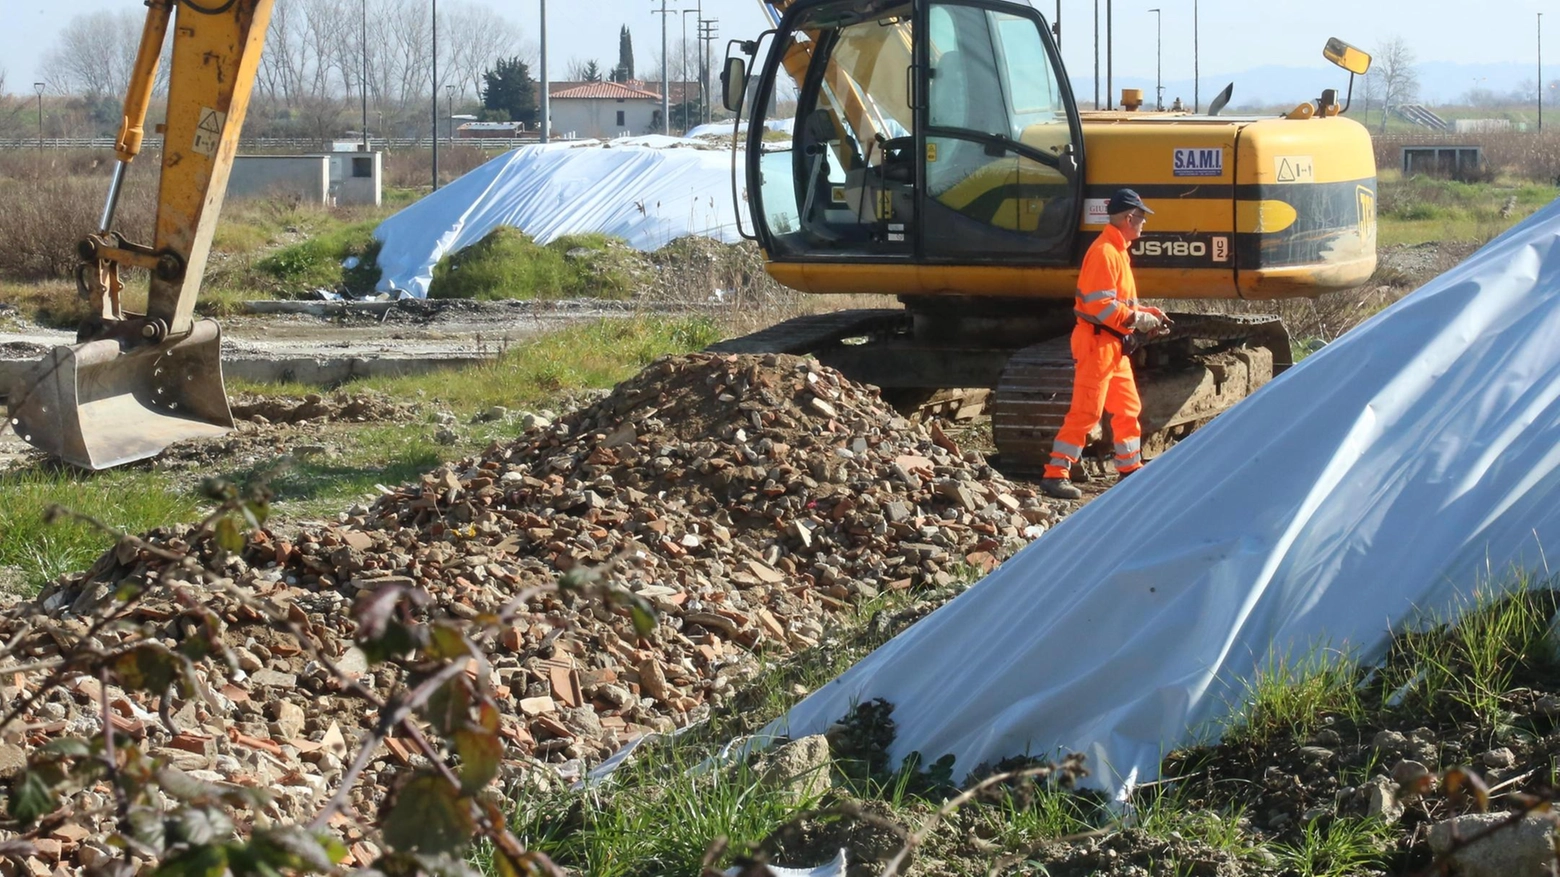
[756,199,1560,796]
[373,138,740,298]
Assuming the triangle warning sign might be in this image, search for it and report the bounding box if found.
[197,110,222,134]
[1276,158,1296,183]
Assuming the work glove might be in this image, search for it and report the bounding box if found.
[1130,309,1164,333]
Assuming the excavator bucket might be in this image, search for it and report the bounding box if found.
[5,319,233,470]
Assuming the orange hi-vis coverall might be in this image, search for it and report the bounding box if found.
[1042,222,1147,480]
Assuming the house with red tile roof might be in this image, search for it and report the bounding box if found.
[548,80,665,139]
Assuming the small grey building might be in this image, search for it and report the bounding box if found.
[228,152,383,206]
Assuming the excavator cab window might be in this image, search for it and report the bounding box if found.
[747,0,1082,264]
[753,1,916,257]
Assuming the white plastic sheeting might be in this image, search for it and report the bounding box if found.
[686,117,796,138]
[722,850,846,877]
[756,200,1560,796]
[373,139,743,299]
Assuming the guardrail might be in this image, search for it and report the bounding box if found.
[0,137,546,151]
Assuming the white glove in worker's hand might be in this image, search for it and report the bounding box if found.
[1131,309,1163,333]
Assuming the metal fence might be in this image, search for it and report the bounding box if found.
[0,137,541,151]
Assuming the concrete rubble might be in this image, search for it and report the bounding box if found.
[0,352,1056,872]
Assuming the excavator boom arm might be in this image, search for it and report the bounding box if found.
[146,0,274,337]
[5,0,274,470]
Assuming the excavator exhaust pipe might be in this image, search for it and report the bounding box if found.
[5,319,233,470]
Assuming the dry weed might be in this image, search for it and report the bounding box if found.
[0,169,156,280]
[1376,130,1560,183]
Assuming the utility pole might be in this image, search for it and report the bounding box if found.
[1540,12,1545,133]
[361,0,369,150]
[677,7,695,130]
[1093,0,1099,108]
[540,0,550,143]
[1106,0,1113,109]
[698,0,707,123]
[1193,0,1199,112]
[655,0,671,134]
[431,0,439,191]
[699,18,720,124]
[682,8,698,130]
[1149,8,1162,110]
[33,82,44,152]
[447,83,455,147]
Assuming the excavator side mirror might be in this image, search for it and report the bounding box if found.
[722,57,747,113]
[1323,38,1371,76]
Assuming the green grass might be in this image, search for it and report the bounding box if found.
[333,316,723,415]
[218,425,459,520]
[0,468,201,593]
[428,227,644,301]
[1377,582,1558,728]
[1376,175,1559,246]
[254,219,383,294]
[1222,646,1364,747]
[514,744,825,877]
[1272,815,1394,877]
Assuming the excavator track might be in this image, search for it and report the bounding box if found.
[707,309,907,355]
[992,313,1293,473]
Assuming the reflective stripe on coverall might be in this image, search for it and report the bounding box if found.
[1042,223,1146,480]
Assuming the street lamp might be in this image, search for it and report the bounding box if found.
[540,0,549,143]
[431,0,439,191]
[361,0,369,151]
[1148,8,1162,111]
[33,82,44,152]
[653,0,672,135]
[447,83,455,147]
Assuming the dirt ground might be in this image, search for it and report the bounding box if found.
[0,237,1522,875]
[0,239,1463,484]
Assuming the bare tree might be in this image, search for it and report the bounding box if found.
[0,70,29,139]
[41,9,143,100]
[445,1,526,103]
[41,10,175,100]
[1366,36,1420,132]
[567,57,604,82]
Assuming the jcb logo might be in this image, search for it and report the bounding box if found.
[1356,185,1377,235]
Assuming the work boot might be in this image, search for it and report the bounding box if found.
[1039,478,1083,500]
[1117,466,1142,483]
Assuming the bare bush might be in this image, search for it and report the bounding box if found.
[0,154,157,283]
[1376,130,1560,183]
[381,144,495,189]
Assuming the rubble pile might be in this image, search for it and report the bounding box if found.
[0,353,1056,872]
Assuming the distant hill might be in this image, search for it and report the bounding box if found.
[1071,60,1536,110]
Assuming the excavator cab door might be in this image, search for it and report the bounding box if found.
[918,1,1084,263]
[745,0,1082,265]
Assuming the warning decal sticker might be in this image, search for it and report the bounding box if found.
[1274,155,1315,184]
[192,108,226,157]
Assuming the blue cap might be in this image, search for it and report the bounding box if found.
[1107,188,1154,215]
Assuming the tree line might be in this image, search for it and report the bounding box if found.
[5,0,532,142]
[0,1,710,142]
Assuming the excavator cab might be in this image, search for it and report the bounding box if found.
[6,0,272,469]
[735,0,1085,267]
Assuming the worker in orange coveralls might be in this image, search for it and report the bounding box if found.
[1039,188,1170,500]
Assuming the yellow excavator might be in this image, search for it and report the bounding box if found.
[6,0,272,469]
[713,0,1377,470]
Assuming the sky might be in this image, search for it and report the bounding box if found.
[0,0,1549,99]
